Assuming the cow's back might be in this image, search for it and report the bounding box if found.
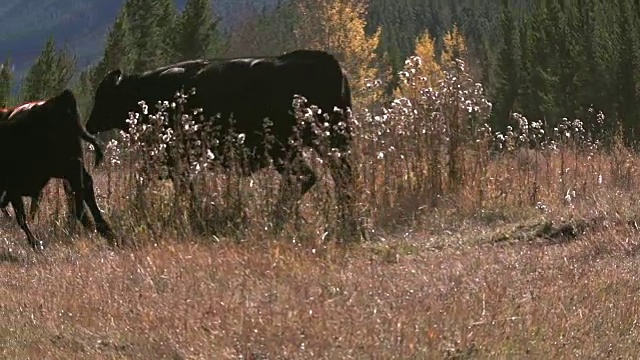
[129,60,210,112]
[127,51,348,118]
[0,110,57,191]
[141,59,210,77]
[0,102,82,171]
[193,51,346,107]
[192,58,275,108]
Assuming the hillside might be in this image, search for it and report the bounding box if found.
[0,0,277,78]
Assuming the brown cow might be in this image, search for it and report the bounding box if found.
[0,89,114,250]
[0,100,73,220]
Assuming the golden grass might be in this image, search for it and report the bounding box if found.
[1,142,640,358]
[2,60,640,358]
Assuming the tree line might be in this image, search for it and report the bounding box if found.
[0,0,223,118]
[1,0,640,145]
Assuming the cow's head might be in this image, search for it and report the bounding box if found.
[86,69,132,134]
[51,89,80,120]
[38,89,82,131]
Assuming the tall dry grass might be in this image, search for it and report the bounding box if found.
[11,55,640,249]
[5,55,640,358]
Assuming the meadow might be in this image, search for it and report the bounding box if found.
[2,58,640,359]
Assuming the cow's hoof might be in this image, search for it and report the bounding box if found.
[30,239,45,251]
[96,223,117,242]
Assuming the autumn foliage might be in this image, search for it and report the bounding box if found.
[441,25,468,68]
[293,0,385,106]
[394,30,442,99]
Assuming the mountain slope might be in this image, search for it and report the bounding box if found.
[0,0,277,79]
[0,1,123,74]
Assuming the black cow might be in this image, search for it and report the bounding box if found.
[0,101,84,221]
[86,49,364,239]
[0,103,46,220]
[0,89,115,250]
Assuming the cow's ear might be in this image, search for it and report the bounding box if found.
[47,89,76,113]
[60,89,77,108]
[59,89,74,101]
[105,69,123,86]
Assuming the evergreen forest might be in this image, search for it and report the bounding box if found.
[1,0,638,144]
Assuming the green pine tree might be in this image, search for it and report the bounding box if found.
[615,0,640,143]
[51,42,77,96]
[157,0,179,62]
[491,0,520,130]
[517,16,535,120]
[594,1,620,129]
[22,37,56,101]
[126,0,165,72]
[527,3,556,123]
[0,59,13,107]
[73,67,94,120]
[92,6,132,88]
[175,0,224,60]
[547,1,582,120]
[574,0,595,115]
[253,0,297,55]
[21,36,75,102]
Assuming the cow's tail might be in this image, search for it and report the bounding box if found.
[337,69,354,148]
[79,128,105,167]
[340,70,353,118]
[57,88,105,167]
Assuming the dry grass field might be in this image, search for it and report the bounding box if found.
[3,60,640,359]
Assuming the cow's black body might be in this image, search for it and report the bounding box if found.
[0,102,49,220]
[0,89,114,249]
[86,49,363,239]
[0,99,101,221]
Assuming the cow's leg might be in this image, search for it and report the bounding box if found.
[28,192,42,221]
[62,179,91,228]
[27,180,77,222]
[78,165,115,241]
[271,149,317,232]
[0,192,10,219]
[10,197,43,250]
[64,160,114,242]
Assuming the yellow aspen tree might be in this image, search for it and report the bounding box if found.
[293,0,386,108]
[394,29,443,99]
[441,25,468,68]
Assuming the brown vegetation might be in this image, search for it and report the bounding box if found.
[2,58,640,358]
